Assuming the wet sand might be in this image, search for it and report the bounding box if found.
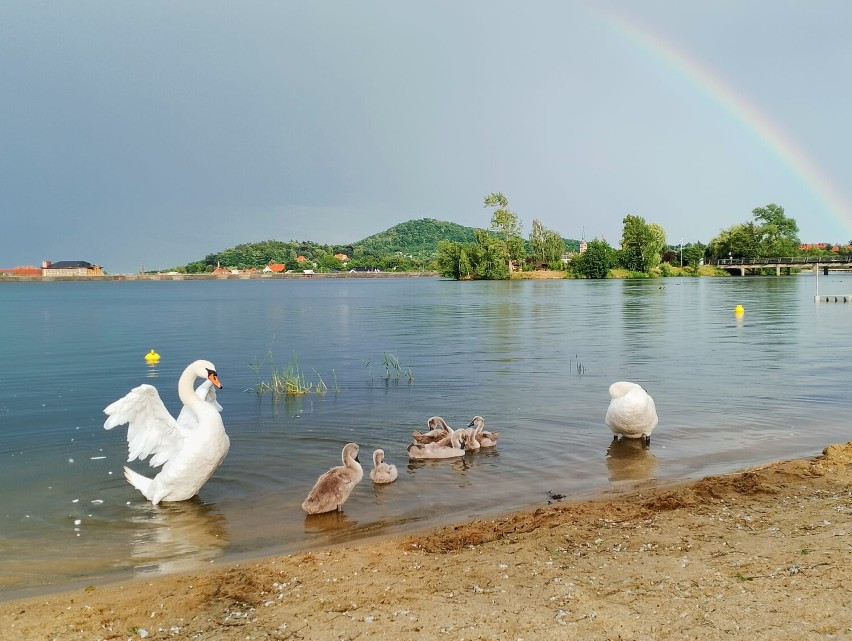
[3,442,852,640]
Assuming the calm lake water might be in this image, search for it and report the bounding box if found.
[1,275,850,597]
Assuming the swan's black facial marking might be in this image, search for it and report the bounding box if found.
[206,368,223,389]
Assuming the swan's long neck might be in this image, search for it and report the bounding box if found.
[446,426,461,449]
[177,367,202,406]
[431,417,449,431]
[345,448,363,482]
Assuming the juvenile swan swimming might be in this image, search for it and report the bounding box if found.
[302,443,364,514]
[103,360,229,504]
[411,416,452,444]
[407,424,465,459]
[369,449,398,484]
[605,381,658,445]
[468,415,499,448]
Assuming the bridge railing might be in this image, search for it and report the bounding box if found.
[707,256,852,266]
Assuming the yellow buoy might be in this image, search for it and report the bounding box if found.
[734,304,745,315]
[145,349,160,363]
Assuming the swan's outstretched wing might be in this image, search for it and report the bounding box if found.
[104,384,182,466]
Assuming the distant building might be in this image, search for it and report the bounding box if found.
[0,265,41,276]
[41,260,104,277]
[800,243,850,253]
[263,263,286,273]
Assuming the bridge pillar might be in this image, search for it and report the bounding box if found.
[824,266,829,276]
[776,266,781,276]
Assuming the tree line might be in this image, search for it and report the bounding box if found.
[168,196,843,278]
[437,195,840,280]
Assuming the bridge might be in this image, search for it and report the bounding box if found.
[707,256,852,276]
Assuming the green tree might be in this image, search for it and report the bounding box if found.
[752,203,800,256]
[484,192,523,272]
[705,222,760,261]
[437,240,475,279]
[472,229,510,280]
[682,242,706,269]
[618,215,667,273]
[318,254,344,271]
[572,239,614,278]
[529,219,565,266]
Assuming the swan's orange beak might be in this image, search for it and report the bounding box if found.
[207,370,223,389]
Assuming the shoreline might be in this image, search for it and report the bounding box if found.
[0,271,442,282]
[3,442,852,639]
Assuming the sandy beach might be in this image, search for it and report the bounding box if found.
[3,442,852,640]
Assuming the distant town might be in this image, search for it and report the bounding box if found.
[0,259,417,281]
[2,260,105,277]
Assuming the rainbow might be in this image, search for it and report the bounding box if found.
[600,8,852,238]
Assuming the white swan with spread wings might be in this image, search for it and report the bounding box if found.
[104,360,229,504]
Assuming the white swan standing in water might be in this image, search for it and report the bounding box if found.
[103,360,229,505]
[605,381,658,445]
[302,443,364,514]
[369,449,398,484]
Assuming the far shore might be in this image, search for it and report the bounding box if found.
[0,271,442,283]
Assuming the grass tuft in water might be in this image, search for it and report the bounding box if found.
[365,353,413,386]
[248,350,313,396]
[569,354,586,377]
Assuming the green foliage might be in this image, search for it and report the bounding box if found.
[682,242,706,269]
[365,353,414,385]
[571,239,615,278]
[318,254,345,271]
[705,222,760,261]
[529,219,565,265]
[208,240,308,271]
[617,215,667,273]
[169,216,580,275]
[248,351,315,396]
[472,229,510,279]
[752,203,801,256]
[437,240,475,279]
[706,203,801,261]
[485,192,524,268]
[437,230,510,280]
[354,218,479,260]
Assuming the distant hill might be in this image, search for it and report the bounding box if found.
[352,218,480,258]
[174,217,579,272]
[352,217,580,257]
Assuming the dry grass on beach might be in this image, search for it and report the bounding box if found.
[4,442,852,640]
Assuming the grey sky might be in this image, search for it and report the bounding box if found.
[2,1,850,273]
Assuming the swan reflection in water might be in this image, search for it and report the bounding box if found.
[406,456,471,473]
[303,509,354,532]
[128,497,228,574]
[606,438,658,483]
[405,448,500,481]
